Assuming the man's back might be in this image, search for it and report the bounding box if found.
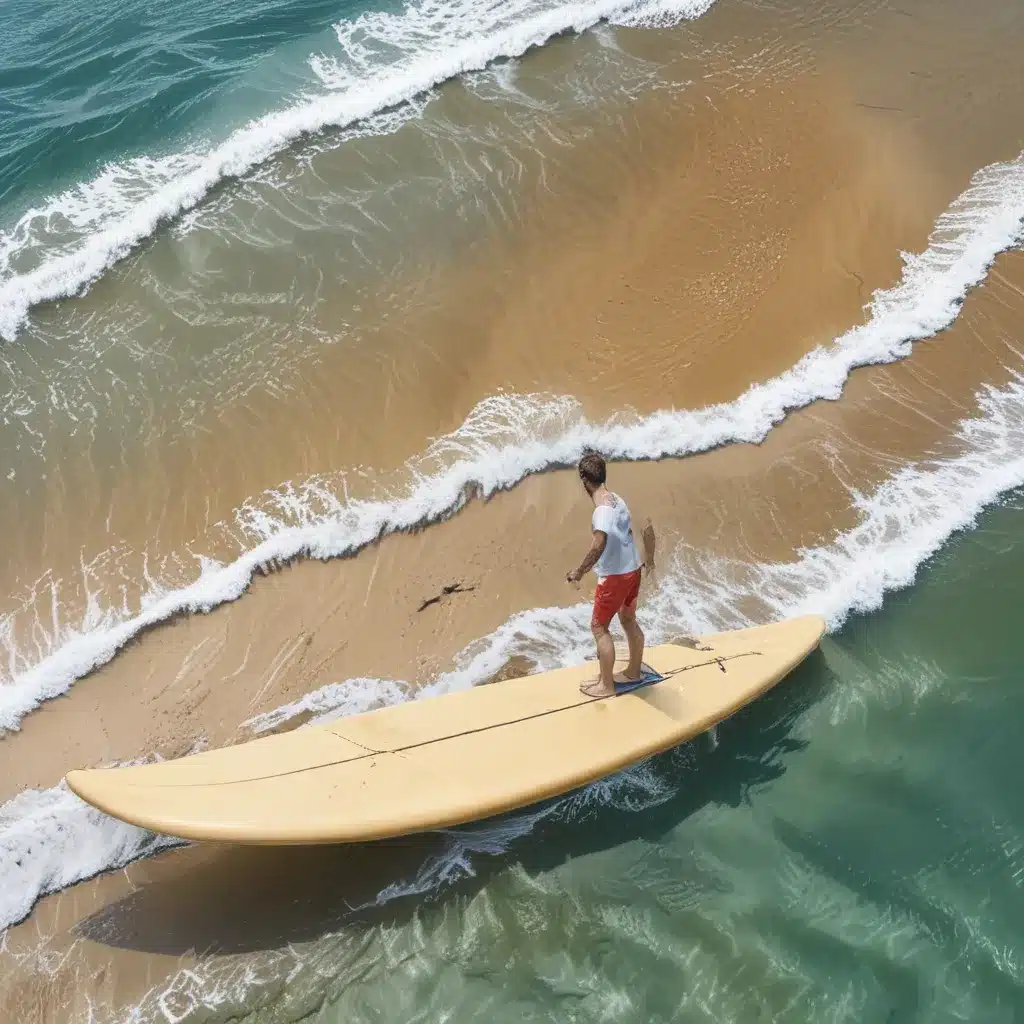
[592,492,640,579]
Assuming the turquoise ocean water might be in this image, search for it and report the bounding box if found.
[0,0,361,210]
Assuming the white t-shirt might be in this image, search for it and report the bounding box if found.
[591,493,641,580]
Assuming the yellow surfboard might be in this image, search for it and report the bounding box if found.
[66,615,825,845]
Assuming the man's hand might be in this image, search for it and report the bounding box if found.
[566,569,581,585]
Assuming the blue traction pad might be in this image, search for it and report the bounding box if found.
[613,663,666,694]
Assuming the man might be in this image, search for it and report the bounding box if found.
[566,451,650,698]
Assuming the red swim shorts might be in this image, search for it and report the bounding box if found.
[591,568,642,628]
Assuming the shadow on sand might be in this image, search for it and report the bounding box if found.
[75,650,830,957]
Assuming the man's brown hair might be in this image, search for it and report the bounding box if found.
[578,451,607,487]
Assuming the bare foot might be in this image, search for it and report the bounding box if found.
[580,680,615,698]
[613,671,643,685]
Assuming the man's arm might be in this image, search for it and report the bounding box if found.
[567,530,607,584]
[641,518,655,575]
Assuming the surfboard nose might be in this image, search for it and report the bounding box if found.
[65,768,111,818]
[793,613,827,646]
[699,613,826,654]
[65,769,87,798]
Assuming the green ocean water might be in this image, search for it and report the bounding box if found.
[238,495,1024,1024]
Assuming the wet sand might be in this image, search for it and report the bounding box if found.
[5,0,1024,1021]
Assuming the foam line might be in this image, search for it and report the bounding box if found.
[0,775,184,933]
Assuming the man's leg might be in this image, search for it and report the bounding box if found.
[582,580,618,697]
[618,605,644,682]
[591,621,616,695]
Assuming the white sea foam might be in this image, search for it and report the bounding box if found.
[0,777,184,933]
[2,153,1023,736]
[0,0,716,341]
[244,676,413,733]
[5,371,1024,945]
[651,373,1024,635]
